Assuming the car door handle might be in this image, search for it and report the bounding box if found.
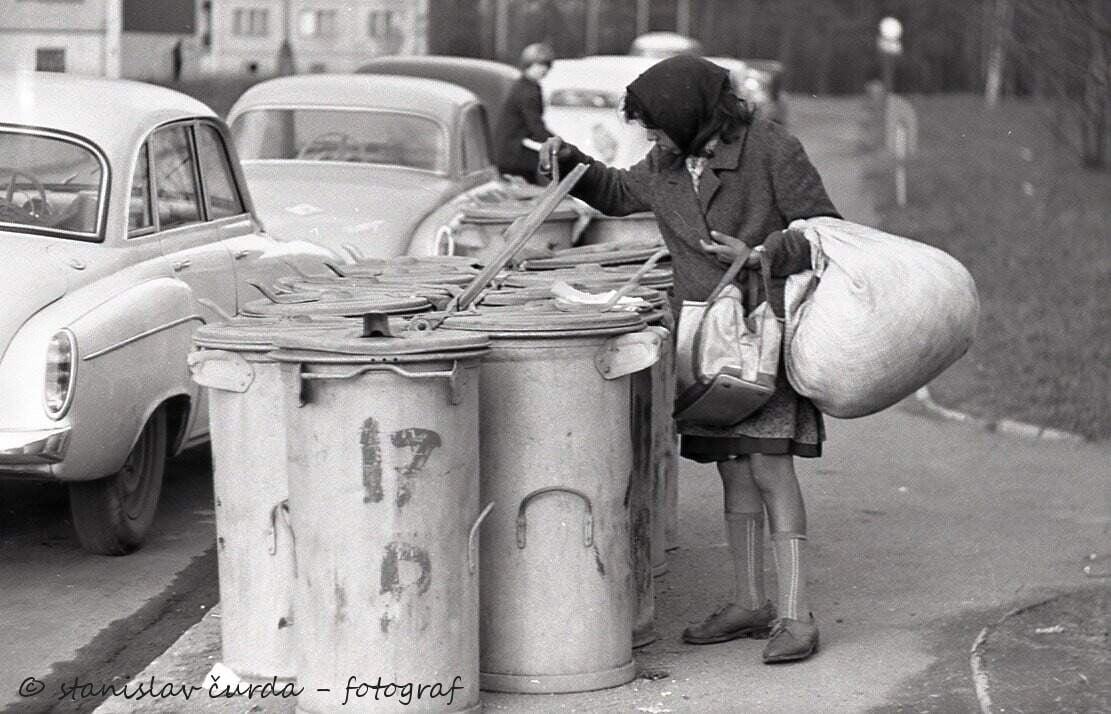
[171,259,192,272]
[234,249,254,260]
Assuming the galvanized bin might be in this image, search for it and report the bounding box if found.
[441,308,662,693]
[270,319,491,713]
[188,316,346,682]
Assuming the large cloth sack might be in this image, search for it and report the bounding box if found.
[783,216,979,418]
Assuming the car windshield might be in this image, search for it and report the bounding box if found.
[231,108,449,173]
[0,129,104,238]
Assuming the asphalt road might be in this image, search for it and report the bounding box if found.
[0,448,218,713]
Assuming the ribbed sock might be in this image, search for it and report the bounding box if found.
[770,533,808,621]
[725,510,765,610]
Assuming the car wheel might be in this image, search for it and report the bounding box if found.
[69,408,167,556]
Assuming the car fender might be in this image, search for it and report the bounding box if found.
[53,277,202,481]
[407,178,505,256]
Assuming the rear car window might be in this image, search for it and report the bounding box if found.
[231,108,449,173]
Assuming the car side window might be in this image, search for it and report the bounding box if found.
[461,105,491,174]
[150,125,202,229]
[195,123,245,219]
[128,143,154,234]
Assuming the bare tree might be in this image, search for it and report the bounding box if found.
[1010,0,1111,168]
[984,0,1012,107]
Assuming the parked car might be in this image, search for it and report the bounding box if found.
[629,31,704,58]
[714,57,788,125]
[226,74,511,259]
[0,71,330,555]
[357,55,520,161]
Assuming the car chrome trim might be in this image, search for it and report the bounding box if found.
[83,314,203,361]
[0,427,71,465]
[0,123,111,241]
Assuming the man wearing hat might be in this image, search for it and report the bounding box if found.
[494,43,557,183]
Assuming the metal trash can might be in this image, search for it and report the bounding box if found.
[188,316,347,682]
[578,212,663,247]
[448,203,580,262]
[269,318,491,714]
[440,307,662,694]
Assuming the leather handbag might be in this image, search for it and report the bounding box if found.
[673,247,782,428]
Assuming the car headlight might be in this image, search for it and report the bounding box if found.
[44,329,76,420]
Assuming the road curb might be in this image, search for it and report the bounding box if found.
[914,386,1087,443]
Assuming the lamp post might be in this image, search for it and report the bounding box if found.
[876,16,902,96]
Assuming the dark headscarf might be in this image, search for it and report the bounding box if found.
[624,55,738,157]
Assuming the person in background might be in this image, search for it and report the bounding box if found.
[494,43,556,183]
[540,55,840,664]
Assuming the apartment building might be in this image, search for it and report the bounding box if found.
[204,0,428,75]
[0,0,123,76]
[0,0,198,80]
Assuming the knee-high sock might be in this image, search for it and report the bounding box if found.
[725,510,765,610]
[770,533,808,621]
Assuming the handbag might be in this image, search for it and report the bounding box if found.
[673,246,782,428]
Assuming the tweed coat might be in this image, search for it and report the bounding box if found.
[560,118,841,452]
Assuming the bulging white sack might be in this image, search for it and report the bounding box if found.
[783,217,979,418]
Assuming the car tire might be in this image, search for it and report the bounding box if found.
[69,408,167,556]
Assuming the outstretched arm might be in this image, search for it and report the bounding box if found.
[539,137,654,217]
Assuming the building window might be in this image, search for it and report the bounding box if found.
[232,8,269,37]
[367,10,394,39]
[299,9,337,38]
[35,48,66,73]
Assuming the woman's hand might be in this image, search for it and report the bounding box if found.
[701,230,763,267]
[537,136,564,176]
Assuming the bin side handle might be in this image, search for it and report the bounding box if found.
[268,499,297,577]
[516,486,593,549]
[298,361,461,406]
[188,349,255,393]
[467,501,495,573]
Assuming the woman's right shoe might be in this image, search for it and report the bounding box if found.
[682,601,777,644]
[761,614,820,663]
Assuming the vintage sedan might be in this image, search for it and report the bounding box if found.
[226,74,510,259]
[0,71,330,555]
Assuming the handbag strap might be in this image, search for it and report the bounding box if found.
[707,246,775,307]
[707,245,752,302]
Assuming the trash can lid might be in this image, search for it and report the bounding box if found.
[439,304,644,338]
[193,315,352,351]
[321,266,480,286]
[520,240,667,269]
[276,278,457,300]
[479,284,663,308]
[241,291,433,318]
[459,202,579,224]
[502,265,674,290]
[269,321,490,362]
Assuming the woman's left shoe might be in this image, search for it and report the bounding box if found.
[761,614,819,663]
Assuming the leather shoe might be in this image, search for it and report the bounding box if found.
[682,601,776,644]
[762,614,819,663]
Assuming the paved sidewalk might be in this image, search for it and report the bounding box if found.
[94,98,1110,713]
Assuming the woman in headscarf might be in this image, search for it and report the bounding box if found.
[541,55,840,664]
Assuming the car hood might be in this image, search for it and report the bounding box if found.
[0,232,72,360]
[242,162,459,259]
